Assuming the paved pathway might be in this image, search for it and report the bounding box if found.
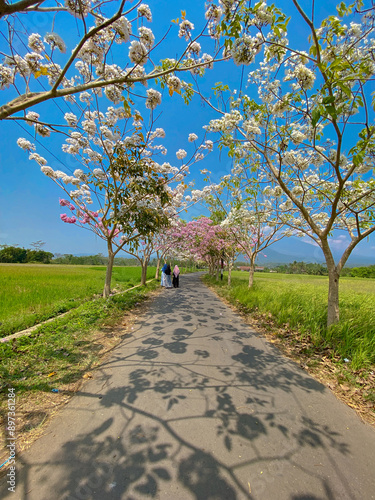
[1,273,375,499]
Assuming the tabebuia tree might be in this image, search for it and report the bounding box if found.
[204,172,285,287]
[206,0,375,326]
[0,0,232,123]
[119,184,218,285]
[171,217,241,281]
[17,98,215,296]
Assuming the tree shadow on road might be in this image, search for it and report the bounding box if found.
[5,274,360,500]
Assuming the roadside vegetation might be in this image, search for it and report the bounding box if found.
[0,270,161,462]
[204,271,375,369]
[0,281,159,396]
[0,264,157,338]
[204,271,375,424]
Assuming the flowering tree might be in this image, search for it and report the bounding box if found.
[205,170,285,287]
[121,238,154,286]
[206,0,375,326]
[120,185,217,284]
[171,217,238,279]
[18,98,214,296]
[0,0,230,122]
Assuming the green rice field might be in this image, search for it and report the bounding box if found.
[0,264,157,337]
[204,271,375,369]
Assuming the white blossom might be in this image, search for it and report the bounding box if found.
[93,168,107,180]
[29,153,47,165]
[176,149,187,160]
[285,63,316,90]
[128,41,148,66]
[113,17,132,43]
[231,34,263,66]
[35,124,51,137]
[0,64,14,89]
[179,20,194,41]
[137,4,152,21]
[243,119,261,136]
[79,91,92,103]
[64,112,78,126]
[167,75,182,92]
[25,111,40,125]
[65,0,91,17]
[188,41,201,56]
[139,27,154,48]
[291,130,306,144]
[206,4,223,23]
[28,33,45,53]
[41,166,55,177]
[17,138,35,151]
[145,89,161,109]
[74,169,85,179]
[44,32,66,53]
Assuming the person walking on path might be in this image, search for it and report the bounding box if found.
[160,262,170,288]
[172,265,180,288]
[161,262,172,288]
[160,262,167,287]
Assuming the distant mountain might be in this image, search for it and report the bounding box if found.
[252,237,375,267]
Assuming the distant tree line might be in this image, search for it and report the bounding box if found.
[0,247,140,265]
[235,260,375,278]
[52,254,139,266]
[273,261,375,278]
[272,261,329,275]
[341,265,375,279]
[0,245,53,263]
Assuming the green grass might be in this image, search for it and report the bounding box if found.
[0,264,156,337]
[204,271,375,370]
[0,280,159,396]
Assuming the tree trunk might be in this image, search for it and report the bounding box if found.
[103,244,114,298]
[321,240,340,326]
[327,267,340,326]
[228,258,233,286]
[155,255,161,280]
[248,255,256,288]
[141,259,148,286]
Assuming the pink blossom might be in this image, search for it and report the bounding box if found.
[60,213,76,224]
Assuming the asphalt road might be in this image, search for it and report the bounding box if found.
[1,272,375,500]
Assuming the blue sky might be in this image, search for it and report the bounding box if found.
[0,0,374,262]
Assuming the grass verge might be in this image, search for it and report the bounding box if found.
[0,265,157,338]
[203,273,375,426]
[0,279,160,467]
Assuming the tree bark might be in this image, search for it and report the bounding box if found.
[327,267,340,326]
[103,243,114,298]
[228,258,233,286]
[155,256,161,280]
[248,255,256,288]
[321,240,340,326]
[141,259,148,286]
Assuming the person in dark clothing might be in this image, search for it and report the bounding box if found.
[162,262,172,288]
[161,262,167,287]
[172,265,180,288]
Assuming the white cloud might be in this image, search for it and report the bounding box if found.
[329,234,350,250]
[299,235,319,247]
